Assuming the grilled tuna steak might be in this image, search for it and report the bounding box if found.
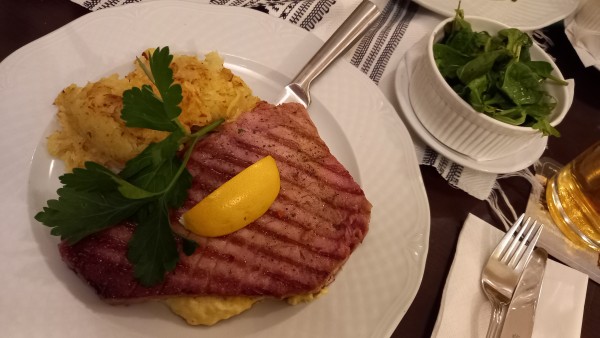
[59,102,371,302]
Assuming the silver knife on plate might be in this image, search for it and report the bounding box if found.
[500,247,548,338]
[276,0,380,107]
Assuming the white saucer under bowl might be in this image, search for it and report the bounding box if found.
[394,56,547,174]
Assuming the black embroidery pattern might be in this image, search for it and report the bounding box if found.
[350,0,416,84]
[289,1,314,24]
[438,157,449,175]
[423,147,438,166]
[446,163,463,187]
[368,1,415,83]
[423,146,464,186]
[350,1,395,70]
[82,0,101,10]
[83,0,140,10]
[211,0,333,29]
[298,0,335,30]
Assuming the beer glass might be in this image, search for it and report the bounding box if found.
[546,141,600,251]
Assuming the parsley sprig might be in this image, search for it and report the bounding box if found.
[35,47,223,286]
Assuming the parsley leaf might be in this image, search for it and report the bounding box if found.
[147,47,183,121]
[128,200,179,287]
[120,129,183,180]
[122,86,180,132]
[34,187,146,244]
[60,162,119,192]
[122,47,183,132]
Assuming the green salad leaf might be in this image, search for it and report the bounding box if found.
[433,6,568,136]
[35,47,224,286]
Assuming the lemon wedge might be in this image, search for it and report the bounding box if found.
[182,155,280,237]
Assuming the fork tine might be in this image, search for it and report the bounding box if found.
[500,217,532,263]
[514,223,544,271]
[507,220,539,268]
[491,214,525,259]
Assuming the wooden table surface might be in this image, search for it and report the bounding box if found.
[1,0,598,337]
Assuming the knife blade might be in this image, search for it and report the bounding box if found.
[276,0,380,107]
[500,247,548,338]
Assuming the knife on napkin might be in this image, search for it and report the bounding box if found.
[276,0,380,107]
[500,247,548,338]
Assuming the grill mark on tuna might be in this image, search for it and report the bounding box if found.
[181,241,317,296]
[188,144,366,214]
[175,203,350,263]
[193,113,360,190]
[226,227,336,275]
[184,164,366,226]
[189,157,366,217]
[183,163,368,238]
[179,188,362,255]
[257,209,356,256]
[206,131,362,193]
[203,231,330,283]
[198,141,363,197]
[173,227,337,298]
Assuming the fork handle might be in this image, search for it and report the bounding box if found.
[486,304,508,338]
[289,1,380,93]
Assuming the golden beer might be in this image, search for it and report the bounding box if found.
[546,141,600,251]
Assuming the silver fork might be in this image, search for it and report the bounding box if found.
[481,214,544,338]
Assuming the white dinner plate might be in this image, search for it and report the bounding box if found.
[0,1,430,337]
[412,0,579,31]
[394,56,548,174]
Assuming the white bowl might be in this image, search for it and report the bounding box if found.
[409,16,571,161]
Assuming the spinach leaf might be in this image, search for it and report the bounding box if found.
[467,75,489,111]
[498,28,532,59]
[457,49,507,84]
[524,61,569,85]
[433,44,472,79]
[501,61,544,105]
[490,107,528,126]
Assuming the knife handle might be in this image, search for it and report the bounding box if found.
[289,0,380,97]
[499,248,548,338]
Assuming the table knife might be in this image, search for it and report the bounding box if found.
[500,247,548,338]
[276,0,380,107]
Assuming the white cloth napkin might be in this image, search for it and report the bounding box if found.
[69,0,501,199]
[432,213,588,338]
[565,0,600,69]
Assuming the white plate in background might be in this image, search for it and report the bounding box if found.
[413,0,579,31]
